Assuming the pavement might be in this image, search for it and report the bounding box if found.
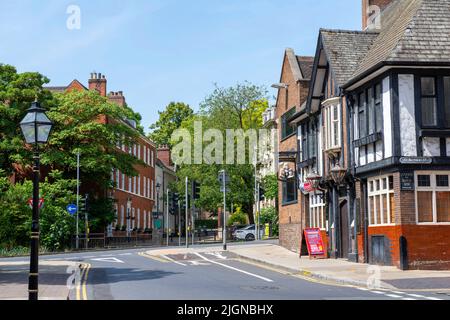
[1,241,449,300]
[0,260,78,300]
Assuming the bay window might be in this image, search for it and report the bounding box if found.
[416,172,450,223]
[368,175,395,226]
[323,99,341,151]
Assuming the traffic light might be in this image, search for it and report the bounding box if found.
[259,186,265,201]
[171,192,179,212]
[192,181,200,200]
[79,194,89,212]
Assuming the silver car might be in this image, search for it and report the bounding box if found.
[233,225,265,241]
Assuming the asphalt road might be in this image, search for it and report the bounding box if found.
[2,245,450,301]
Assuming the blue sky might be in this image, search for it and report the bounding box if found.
[0,0,361,133]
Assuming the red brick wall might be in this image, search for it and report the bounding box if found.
[276,52,307,253]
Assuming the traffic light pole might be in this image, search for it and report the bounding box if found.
[185,177,189,248]
[222,170,227,251]
[76,152,80,250]
[178,200,181,247]
[166,189,169,247]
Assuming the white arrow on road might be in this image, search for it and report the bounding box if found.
[91,257,124,264]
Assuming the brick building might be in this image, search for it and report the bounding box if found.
[47,73,157,236]
[272,49,313,253]
[284,0,450,270]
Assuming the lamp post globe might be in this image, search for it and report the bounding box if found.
[19,100,53,301]
[331,164,347,186]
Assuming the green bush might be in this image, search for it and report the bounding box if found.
[228,207,248,226]
[260,206,279,236]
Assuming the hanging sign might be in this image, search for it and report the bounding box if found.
[304,228,325,256]
[299,182,314,194]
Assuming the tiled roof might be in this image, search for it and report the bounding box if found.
[296,56,314,80]
[320,29,379,87]
[45,86,67,93]
[350,0,450,84]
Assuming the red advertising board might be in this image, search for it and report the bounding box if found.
[304,228,325,257]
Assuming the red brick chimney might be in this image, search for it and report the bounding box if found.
[108,91,126,107]
[88,72,107,97]
[362,0,393,30]
[157,144,172,168]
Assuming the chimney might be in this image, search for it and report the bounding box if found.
[157,144,172,168]
[362,0,393,30]
[108,91,126,107]
[88,72,107,97]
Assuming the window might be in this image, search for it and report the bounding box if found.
[128,176,132,192]
[299,122,318,162]
[416,172,450,223]
[138,175,141,195]
[143,178,147,198]
[116,170,120,189]
[122,173,125,191]
[144,146,147,164]
[358,92,366,138]
[151,150,154,167]
[120,206,125,226]
[310,193,325,229]
[368,175,395,226]
[282,179,297,204]
[323,102,341,151]
[375,84,383,133]
[421,77,438,127]
[444,77,450,127]
[281,108,296,139]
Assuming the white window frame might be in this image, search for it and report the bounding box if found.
[128,176,132,192]
[151,150,154,167]
[309,193,325,230]
[120,205,125,226]
[415,171,450,225]
[368,175,395,226]
[322,98,341,151]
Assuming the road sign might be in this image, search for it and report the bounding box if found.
[66,204,77,215]
[28,198,44,210]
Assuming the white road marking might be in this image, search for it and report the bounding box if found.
[194,252,273,283]
[91,257,124,264]
[371,290,385,294]
[385,294,403,298]
[423,297,443,301]
[160,254,187,266]
[204,252,227,260]
[402,298,417,300]
[188,260,211,266]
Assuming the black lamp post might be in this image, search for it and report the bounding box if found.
[19,100,53,301]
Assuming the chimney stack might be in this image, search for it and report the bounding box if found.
[157,144,172,168]
[108,91,126,107]
[362,0,393,30]
[88,72,107,97]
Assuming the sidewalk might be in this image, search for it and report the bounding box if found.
[146,242,450,291]
[0,260,77,300]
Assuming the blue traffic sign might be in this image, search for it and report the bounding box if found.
[66,204,77,215]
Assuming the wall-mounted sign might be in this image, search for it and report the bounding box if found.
[399,157,432,165]
[400,172,415,191]
[299,182,314,194]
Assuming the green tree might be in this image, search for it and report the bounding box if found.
[262,174,278,200]
[0,64,53,175]
[172,83,268,223]
[260,206,278,236]
[149,102,193,147]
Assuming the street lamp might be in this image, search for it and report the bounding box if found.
[19,100,53,301]
[278,163,295,181]
[330,164,347,186]
[306,171,322,190]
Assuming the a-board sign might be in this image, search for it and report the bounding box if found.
[304,228,325,256]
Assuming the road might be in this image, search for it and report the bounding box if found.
[1,244,449,301]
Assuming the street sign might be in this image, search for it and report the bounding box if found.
[304,228,325,257]
[28,198,44,210]
[155,220,162,229]
[66,204,77,215]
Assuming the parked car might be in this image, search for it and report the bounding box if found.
[232,224,264,241]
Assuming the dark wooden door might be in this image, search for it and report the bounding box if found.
[340,201,349,259]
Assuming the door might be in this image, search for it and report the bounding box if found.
[371,236,386,265]
[339,201,349,259]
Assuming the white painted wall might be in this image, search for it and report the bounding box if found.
[399,74,417,157]
[382,76,392,158]
[422,137,441,157]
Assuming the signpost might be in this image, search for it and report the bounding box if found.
[28,198,44,210]
[304,228,326,258]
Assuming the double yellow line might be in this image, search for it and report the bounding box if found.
[76,263,91,300]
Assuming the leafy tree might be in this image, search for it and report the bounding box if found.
[0,170,77,251]
[262,174,278,200]
[0,64,53,176]
[149,102,193,147]
[172,83,269,223]
[227,206,248,226]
